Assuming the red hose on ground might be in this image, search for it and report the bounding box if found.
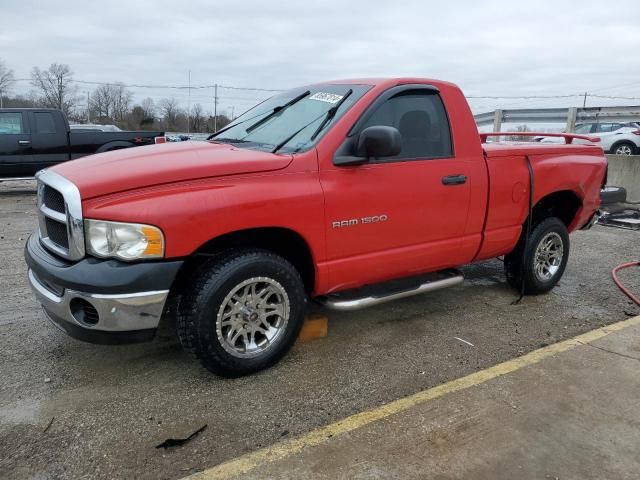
[612,261,640,306]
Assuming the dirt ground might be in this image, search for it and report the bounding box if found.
[1,179,639,479]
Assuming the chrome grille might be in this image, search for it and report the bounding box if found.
[36,170,85,261]
[45,217,69,249]
[43,185,65,213]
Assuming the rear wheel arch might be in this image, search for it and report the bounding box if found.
[96,141,133,153]
[531,190,582,228]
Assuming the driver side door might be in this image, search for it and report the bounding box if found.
[319,88,479,292]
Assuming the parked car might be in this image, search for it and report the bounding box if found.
[0,108,164,177]
[538,122,640,155]
[24,78,606,377]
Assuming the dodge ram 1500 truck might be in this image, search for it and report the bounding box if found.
[0,108,163,178]
[24,78,607,377]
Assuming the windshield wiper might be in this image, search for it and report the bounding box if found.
[309,89,353,141]
[272,90,354,154]
[244,90,311,134]
[212,137,250,144]
[207,113,267,139]
[207,91,310,140]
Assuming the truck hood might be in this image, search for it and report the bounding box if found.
[52,141,293,199]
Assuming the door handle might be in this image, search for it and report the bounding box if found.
[18,140,31,145]
[442,174,467,185]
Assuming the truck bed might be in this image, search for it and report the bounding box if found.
[482,141,604,157]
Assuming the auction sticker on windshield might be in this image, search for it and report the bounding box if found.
[309,92,344,104]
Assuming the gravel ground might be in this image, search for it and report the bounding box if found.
[1,179,639,479]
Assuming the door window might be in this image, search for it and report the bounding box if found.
[574,124,593,134]
[595,123,618,133]
[0,113,25,134]
[34,113,57,134]
[361,92,452,161]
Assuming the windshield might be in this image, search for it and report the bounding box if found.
[209,84,371,153]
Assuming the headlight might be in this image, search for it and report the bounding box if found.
[85,219,164,261]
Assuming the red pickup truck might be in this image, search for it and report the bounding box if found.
[25,78,607,376]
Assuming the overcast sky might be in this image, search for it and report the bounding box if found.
[2,0,640,118]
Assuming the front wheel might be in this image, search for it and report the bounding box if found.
[177,250,307,377]
[504,217,570,294]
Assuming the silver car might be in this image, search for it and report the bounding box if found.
[539,122,640,155]
[574,122,640,155]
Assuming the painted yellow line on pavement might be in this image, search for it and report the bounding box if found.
[186,315,640,480]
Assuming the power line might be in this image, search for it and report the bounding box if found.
[588,94,640,101]
[12,77,640,100]
[12,77,283,92]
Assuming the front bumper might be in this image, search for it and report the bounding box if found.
[25,233,183,344]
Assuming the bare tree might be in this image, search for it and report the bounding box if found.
[112,83,132,122]
[191,103,204,132]
[128,105,146,129]
[207,114,231,132]
[89,82,132,124]
[31,63,79,114]
[0,59,16,108]
[509,124,531,142]
[90,83,115,120]
[158,97,181,130]
[141,97,155,119]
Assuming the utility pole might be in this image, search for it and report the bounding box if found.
[0,87,3,108]
[583,92,588,108]
[230,106,234,120]
[213,83,218,132]
[187,70,191,134]
[86,91,90,123]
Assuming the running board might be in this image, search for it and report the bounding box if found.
[317,269,464,311]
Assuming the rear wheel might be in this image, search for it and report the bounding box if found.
[177,249,307,377]
[504,217,570,294]
[611,142,636,156]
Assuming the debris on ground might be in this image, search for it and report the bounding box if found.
[156,425,207,449]
[453,337,474,347]
[43,417,54,433]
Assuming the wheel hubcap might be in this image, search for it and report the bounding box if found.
[534,232,563,282]
[216,277,290,358]
[616,145,632,155]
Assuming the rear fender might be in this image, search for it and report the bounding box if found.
[530,152,606,231]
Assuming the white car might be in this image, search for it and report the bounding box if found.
[539,122,640,155]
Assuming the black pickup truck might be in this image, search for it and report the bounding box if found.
[0,108,164,178]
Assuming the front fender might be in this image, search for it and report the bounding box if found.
[81,169,326,261]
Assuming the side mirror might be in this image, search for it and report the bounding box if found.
[356,126,402,158]
[333,125,402,166]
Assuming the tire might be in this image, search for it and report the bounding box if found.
[611,142,636,156]
[177,249,307,377]
[504,217,570,295]
[600,186,627,205]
